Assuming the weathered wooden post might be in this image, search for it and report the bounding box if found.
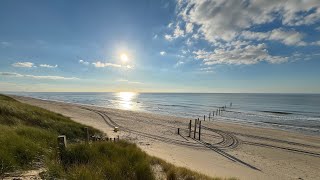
[198,121,201,140]
[57,135,67,161]
[216,109,218,116]
[209,113,211,121]
[178,128,180,135]
[204,115,206,121]
[188,120,191,137]
[194,119,197,138]
[84,127,89,143]
[58,135,67,150]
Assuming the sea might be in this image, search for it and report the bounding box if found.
[7,92,320,136]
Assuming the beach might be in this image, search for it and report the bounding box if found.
[11,95,320,180]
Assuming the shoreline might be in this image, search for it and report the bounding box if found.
[10,95,320,180]
[6,93,319,136]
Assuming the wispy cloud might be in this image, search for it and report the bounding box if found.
[117,79,143,84]
[12,62,35,68]
[174,61,184,68]
[92,61,122,68]
[79,59,89,65]
[0,72,79,80]
[160,51,167,56]
[39,64,58,68]
[1,41,11,47]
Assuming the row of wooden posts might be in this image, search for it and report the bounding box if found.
[57,127,118,151]
[177,103,232,141]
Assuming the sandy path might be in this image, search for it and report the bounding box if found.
[12,95,320,180]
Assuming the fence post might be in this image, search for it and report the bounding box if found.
[84,127,89,143]
[58,135,67,150]
[198,121,201,141]
[189,120,191,137]
[57,135,67,161]
[194,119,197,138]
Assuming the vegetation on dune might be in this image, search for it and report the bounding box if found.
[0,94,234,180]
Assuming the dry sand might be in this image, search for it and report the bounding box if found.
[11,95,320,180]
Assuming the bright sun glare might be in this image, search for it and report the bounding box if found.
[120,53,128,62]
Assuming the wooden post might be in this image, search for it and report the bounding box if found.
[213,111,214,117]
[84,127,89,143]
[188,120,191,137]
[57,135,67,161]
[178,128,180,135]
[194,119,197,138]
[58,135,67,150]
[198,121,201,140]
[216,109,218,116]
[114,137,116,142]
[209,113,211,121]
[117,135,119,141]
[204,115,206,121]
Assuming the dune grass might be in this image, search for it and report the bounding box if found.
[0,94,234,179]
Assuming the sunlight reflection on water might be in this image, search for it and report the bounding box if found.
[116,92,139,110]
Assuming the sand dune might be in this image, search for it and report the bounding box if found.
[12,95,320,180]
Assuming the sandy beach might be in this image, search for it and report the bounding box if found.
[11,95,320,180]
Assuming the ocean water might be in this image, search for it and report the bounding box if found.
[8,92,320,135]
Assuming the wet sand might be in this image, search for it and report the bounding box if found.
[11,95,320,180]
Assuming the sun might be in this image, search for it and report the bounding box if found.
[120,53,129,62]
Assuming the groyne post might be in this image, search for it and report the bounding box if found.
[198,121,201,141]
[204,115,206,121]
[188,120,191,137]
[178,128,180,135]
[194,119,197,138]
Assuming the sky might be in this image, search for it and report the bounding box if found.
[0,0,320,93]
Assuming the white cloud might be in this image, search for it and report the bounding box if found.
[164,34,174,41]
[0,72,79,80]
[160,51,167,56]
[1,41,11,47]
[39,64,58,68]
[311,41,320,46]
[185,22,194,33]
[12,62,35,68]
[79,59,89,65]
[194,43,288,65]
[177,0,320,43]
[174,60,185,67]
[92,61,122,68]
[242,28,306,46]
[117,79,143,84]
[165,24,185,41]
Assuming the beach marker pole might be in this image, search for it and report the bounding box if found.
[198,121,201,140]
[84,127,89,143]
[194,119,197,138]
[188,120,191,137]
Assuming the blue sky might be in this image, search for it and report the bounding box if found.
[0,0,320,93]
